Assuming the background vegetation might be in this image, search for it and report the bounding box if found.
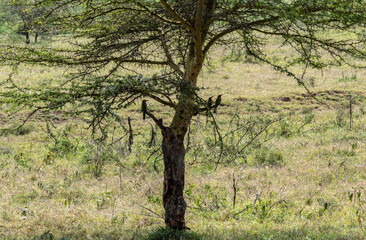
[1,3,366,239]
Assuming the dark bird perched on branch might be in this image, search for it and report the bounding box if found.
[206,96,213,118]
[207,96,213,108]
[142,100,147,120]
[214,94,222,113]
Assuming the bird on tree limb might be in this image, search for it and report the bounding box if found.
[4,0,366,231]
[206,96,213,118]
[142,100,147,120]
[214,94,222,113]
[207,96,213,108]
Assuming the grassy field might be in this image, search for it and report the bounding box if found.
[1,35,366,240]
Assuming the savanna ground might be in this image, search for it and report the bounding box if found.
[1,34,366,240]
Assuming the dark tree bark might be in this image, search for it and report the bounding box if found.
[4,0,366,231]
[144,92,196,229]
[159,90,197,229]
[162,127,187,229]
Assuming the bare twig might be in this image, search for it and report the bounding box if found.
[138,204,164,219]
[232,172,237,208]
[128,117,133,152]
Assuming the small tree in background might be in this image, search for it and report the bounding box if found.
[0,3,18,34]
[2,0,49,43]
[1,0,366,229]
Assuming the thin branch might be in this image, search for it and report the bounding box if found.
[203,16,280,54]
[136,2,180,26]
[160,0,194,32]
[237,117,282,155]
[0,46,171,67]
[203,3,249,30]
[160,35,184,77]
[145,110,166,131]
[131,89,176,109]
[138,204,164,219]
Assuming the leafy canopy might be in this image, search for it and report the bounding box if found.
[1,0,366,132]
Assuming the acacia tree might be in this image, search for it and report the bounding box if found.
[2,0,366,229]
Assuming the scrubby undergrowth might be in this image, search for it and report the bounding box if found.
[1,37,366,239]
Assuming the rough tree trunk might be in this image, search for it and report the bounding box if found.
[158,0,215,224]
[162,127,188,229]
[159,39,205,228]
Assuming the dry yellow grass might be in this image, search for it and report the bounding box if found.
[1,38,366,239]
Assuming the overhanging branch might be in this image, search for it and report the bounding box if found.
[160,0,194,32]
[203,16,280,54]
[136,2,180,26]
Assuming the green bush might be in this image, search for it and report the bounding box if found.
[278,119,292,137]
[254,146,284,166]
[338,74,357,82]
[45,124,79,157]
[0,124,35,136]
[80,141,125,178]
[13,149,33,168]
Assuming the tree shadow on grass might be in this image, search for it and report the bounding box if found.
[5,224,363,240]
[144,227,203,240]
[13,227,202,240]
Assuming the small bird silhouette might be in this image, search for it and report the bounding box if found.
[214,94,222,113]
[207,97,213,108]
[142,100,147,120]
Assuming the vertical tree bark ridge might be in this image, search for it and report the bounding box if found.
[162,127,187,229]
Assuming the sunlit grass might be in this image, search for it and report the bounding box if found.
[1,34,366,239]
